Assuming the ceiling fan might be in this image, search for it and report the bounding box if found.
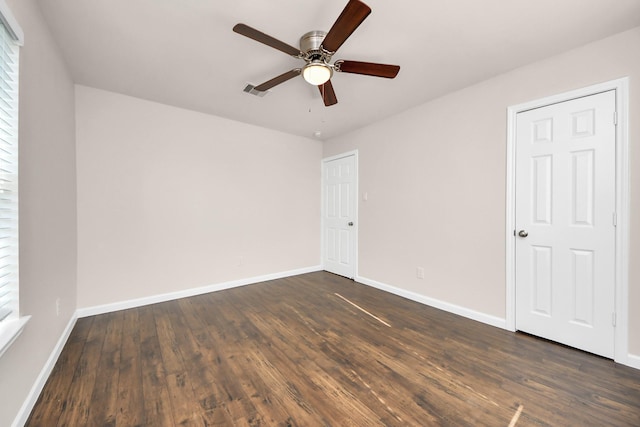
[233,0,400,107]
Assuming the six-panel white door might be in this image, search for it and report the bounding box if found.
[323,154,356,279]
[515,90,616,358]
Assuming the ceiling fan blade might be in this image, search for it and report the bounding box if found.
[254,69,301,92]
[233,23,301,57]
[321,0,371,53]
[337,60,400,78]
[318,80,338,106]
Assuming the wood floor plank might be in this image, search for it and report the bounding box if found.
[54,313,112,426]
[192,292,327,425]
[235,288,414,425]
[27,272,640,426]
[116,309,145,427]
[25,317,94,427]
[216,291,345,425]
[138,305,175,427]
[242,280,492,422]
[85,311,124,426]
[167,299,242,426]
[244,281,502,425]
[153,303,203,426]
[178,297,282,426]
[240,280,450,423]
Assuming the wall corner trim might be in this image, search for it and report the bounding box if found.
[355,275,507,330]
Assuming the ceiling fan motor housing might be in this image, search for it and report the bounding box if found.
[300,31,334,85]
[300,30,331,61]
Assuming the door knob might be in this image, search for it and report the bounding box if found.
[518,230,528,237]
[348,222,354,226]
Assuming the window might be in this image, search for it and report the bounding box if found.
[0,0,25,359]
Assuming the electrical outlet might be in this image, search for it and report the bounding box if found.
[416,267,425,279]
[55,298,61,316]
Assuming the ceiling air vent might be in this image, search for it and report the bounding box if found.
[243,83,268,97]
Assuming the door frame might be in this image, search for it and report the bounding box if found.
[505,78,630,364]
[321,150,359,278]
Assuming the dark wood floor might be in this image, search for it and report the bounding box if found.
[27,272,640,426]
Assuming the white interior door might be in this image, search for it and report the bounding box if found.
[323,153,356,279]
[515,90,616,358]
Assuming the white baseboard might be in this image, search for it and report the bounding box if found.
[355,275,507,330]
[12,312,78,427]
[622,353,640,370]
[355,275,640,371]
[76,265,323,318]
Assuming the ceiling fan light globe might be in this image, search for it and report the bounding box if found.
[302,63,332,85]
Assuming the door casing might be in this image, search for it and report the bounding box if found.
[506,78,630,364]
[321,150,358,279]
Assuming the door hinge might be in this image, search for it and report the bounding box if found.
[612,312,617,327]
[613,111,618,126]
[613,212,617,227]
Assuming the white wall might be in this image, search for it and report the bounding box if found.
[0,0,78,426]
[324,27,640,355]
[76,86,322,308]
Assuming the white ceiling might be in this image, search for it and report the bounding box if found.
[37,0,640,140]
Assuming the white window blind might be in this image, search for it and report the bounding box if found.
[0,16,19,324]
[0,1,25,361]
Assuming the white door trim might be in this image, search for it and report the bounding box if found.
[321,150,359,278]
[506,78,630,365]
